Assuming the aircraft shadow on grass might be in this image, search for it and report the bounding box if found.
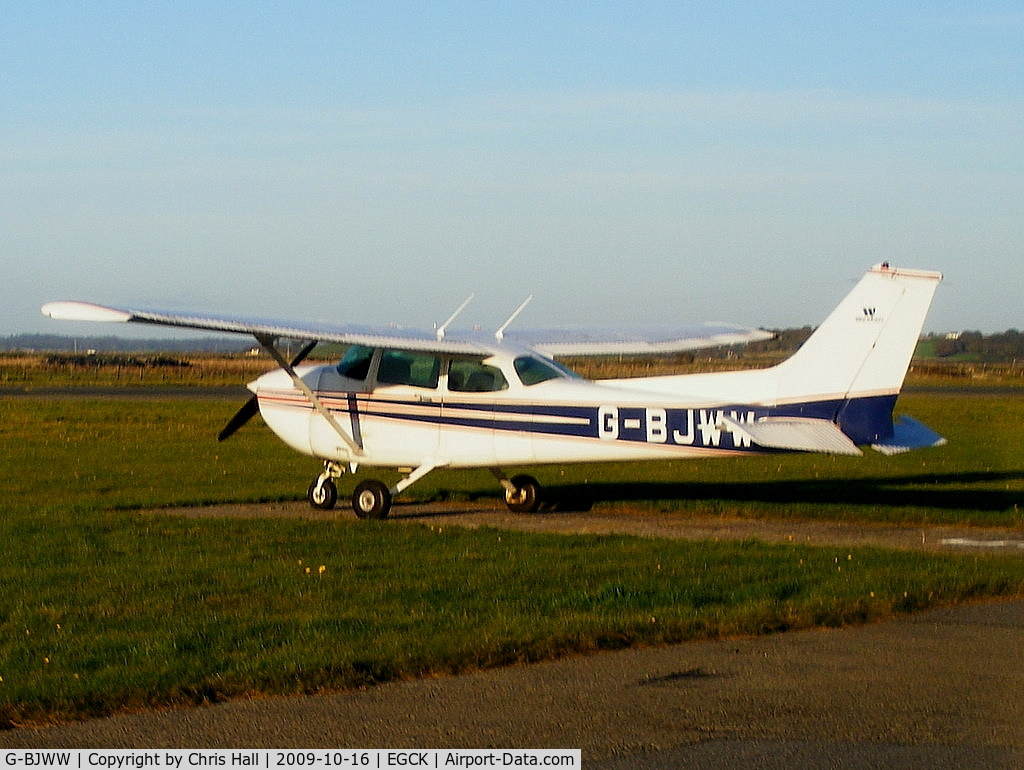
[533,470,1024,515]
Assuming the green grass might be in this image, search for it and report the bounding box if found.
[1,388,1023,727]
[0,398,311,509]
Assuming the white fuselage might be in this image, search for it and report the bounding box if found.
[251,353,804,472]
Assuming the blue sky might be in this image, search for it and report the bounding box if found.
[3,1,1022,336]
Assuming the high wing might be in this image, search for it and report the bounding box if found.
[40,301,771,357]
[40,301,491,355]
[505,325,773,357]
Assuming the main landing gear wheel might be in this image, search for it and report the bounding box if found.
[308,477,338,510]
[504,474,542,513]
[352,480,392,519]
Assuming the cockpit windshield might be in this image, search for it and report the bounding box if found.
[336,345,374,380]
[513,355,578,386]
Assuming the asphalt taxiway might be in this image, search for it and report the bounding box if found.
[3,600,1022,768]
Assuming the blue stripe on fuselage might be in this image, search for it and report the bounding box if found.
[447,394,897,452]
[296,391,897,453]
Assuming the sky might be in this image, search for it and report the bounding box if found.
[3,1,1022,338]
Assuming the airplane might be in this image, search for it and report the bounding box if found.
[42,263,945,519]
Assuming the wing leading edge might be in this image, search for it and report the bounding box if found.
[41,301,492,355]
[41,300,771,357]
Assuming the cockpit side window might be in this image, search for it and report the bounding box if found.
[377,350,441,389]
[514,355,573,385]
[337,345,374,380]
[448,359,509,392]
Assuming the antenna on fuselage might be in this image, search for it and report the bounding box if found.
[495,295,533,342]
[436,294,475,340]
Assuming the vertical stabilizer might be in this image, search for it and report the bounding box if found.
[775,264,942,403]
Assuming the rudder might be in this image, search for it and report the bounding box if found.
[775,263,942,403]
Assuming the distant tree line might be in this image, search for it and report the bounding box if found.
[1,334,250,354]
[923,330,1024,363]
[44,352,192,369]
[744,328,1024,363]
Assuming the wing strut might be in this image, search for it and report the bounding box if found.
[256,334,363,456]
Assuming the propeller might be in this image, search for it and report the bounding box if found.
[218,339,319,441]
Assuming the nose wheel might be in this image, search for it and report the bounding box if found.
[308,477,338,509]
[308,460,346,510]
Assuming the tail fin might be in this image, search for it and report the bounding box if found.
[775,263,942,446]
[777,264,941,400]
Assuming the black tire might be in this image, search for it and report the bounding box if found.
[308,477,338,510]
[352,480,392,519]
[505,474,541,513]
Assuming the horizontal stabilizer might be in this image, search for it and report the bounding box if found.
[871,415,947,456]
[721,416,863,456]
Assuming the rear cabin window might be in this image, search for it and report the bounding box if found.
[377,350,441,389]
[448,360,509,392]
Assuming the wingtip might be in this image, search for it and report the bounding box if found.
[41,301,132,323]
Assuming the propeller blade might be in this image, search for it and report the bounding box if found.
[218,396,260,442]
[217,339,319,441]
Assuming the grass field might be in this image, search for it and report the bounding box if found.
[1,382,1023,728]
